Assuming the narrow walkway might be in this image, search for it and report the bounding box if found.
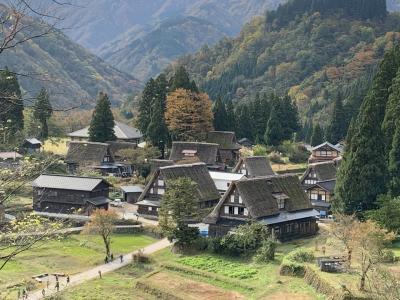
[27,238,171,300]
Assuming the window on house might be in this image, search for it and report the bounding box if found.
[229,206,235,214]
[230,195,235,203]
[234,207,238,215]
[49,191,58,197]
[277,199,285,209]
[148,207,153,211]
[238,207,245,215]
[311,193,318,200]
[158,180,164,187]
[37,189,43,196]
[238,196,243,204]
[244,208,248,216]
[224,206,229,214]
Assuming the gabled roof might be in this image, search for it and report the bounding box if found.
[311,142,342,152]
[121,185,144,193]
[24,138,42,145]
[233,156,275,177]
[206,131,240,150]
[0,152,22,160]
[205,175,312,224]
[32,174,110,191]
[150,159,175,174]
[68,121,142,140]
[305,179,336,193]
[138,163,220,203]
[169,142,218,165]
[65,141,110,165]
[301,161,337,182]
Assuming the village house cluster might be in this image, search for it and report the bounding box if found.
[0,121,344,241]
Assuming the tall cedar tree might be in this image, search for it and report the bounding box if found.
[310,124,324,146]
[137,78,157,137]
[159,178,199,249]
[165,88,213,141]
[170,66,198,93]
[235,104,253,139]
[147,74,169,153]
[213,97,228,131]
[382,67,400,157]
[0,68,23,133]
[326,92,346,144]
[225,100,235,132]
[334,47,400,213]
[251,93,271,143]
[89,92,116,143]
[389,120,400,197]
[33,88,52,139]
[280,95,300,141]
[264,104,283,146]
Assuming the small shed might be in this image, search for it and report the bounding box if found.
[121,185,144,203]
[22,138,42,154]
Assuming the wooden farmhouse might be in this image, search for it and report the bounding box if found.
[65,141,135,176]
[206,131,241,166]
[120,185,144,203]
[204,174,319,241]
[309,142,342,163]
[22,138,42,154]
[68,121,142,144]
[233,156,275,177]
[169,142,220,169]
[32,174,111,214]
[136,163,220,219]
[0,151,22,169]
[301,161,339,217]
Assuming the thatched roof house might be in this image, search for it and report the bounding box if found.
[206,131,241,165]
[136,163,220,219]
[233,156,275,177]
[309,142,342,163]
[301,161,338,187]
[169,142,219,166]
[205,174,318,240]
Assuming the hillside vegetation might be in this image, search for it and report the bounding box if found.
[0,6,141,108]
[173,0,400,124]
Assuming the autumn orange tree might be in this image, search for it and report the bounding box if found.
[165,88,213,141]
[83,209,119,258]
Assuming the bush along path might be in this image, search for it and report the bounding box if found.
[27,238,171,300]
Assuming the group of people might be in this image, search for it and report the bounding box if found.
[17,274,70,299]
[104,253,124,264]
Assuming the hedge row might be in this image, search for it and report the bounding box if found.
[162,263,255,291]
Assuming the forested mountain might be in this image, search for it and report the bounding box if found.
[172,0,400,125]
[0,5,141,108]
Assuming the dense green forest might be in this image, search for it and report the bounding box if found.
[172,0,400,130]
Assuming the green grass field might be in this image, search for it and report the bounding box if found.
[0,233,157,299]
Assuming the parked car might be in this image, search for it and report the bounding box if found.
[110,199,123,207]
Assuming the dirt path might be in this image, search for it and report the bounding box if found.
[26,238,171,300]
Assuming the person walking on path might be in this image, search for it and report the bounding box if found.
[98,270,102,279]
[41,289,45,297]
[55,281,60,292]
[120,254,123,263]
[111,253,114,261]
[104,256,108,264]
[66,275,70,285]
[22,289,26,299]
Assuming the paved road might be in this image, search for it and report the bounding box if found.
[27,238,171,300]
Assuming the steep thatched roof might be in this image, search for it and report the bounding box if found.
[206,131,240,150]
[65,141,110,165]
[107,141,137,157]
[306,179,336,193]
[233,156,275,177]
[205,175,312,224]
[150,159,175,174]
[138,163,220,203]
[169,142,218,165]
[301,161,337,182]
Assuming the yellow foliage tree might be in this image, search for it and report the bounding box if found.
[165,88,213,141]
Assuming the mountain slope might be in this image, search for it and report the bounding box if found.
[173,0,400,124]
[0,10,141,108]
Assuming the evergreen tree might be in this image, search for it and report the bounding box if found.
[0,68,24,134]
[389,120,400,197]
[33,88,52,139]
[213,97,228,131]
[280,95,300,141]
[304,119,313,144]
[326,92,346,144]
[235,104,253,139]
[310,124,324,146]
[137,78,157,137]
[89,92,116,143]
[225,100,235,132]
[170,66,198,92]
[264,104,283,146]
[147,74,169,155]
[251,93,271,142]
[335,47,400,213]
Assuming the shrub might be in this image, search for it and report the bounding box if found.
[380,249,397,263]
[287,248,315,263]
[253,144,267,156]
[278,141,309,163]
[268,151,284,164]
[114,219,141,226]
[253,239,277,262]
